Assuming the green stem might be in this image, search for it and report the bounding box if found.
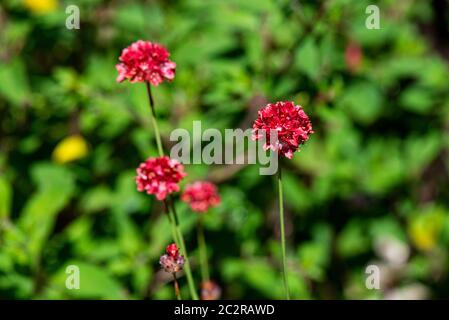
[278,165,290,300]
[197,215,210,283]
[146,82,164,157]
[163,200,180,245]
[169,200,199,300]
[145,82,198,300]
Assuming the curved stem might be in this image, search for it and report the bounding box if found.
[197,215,210,283]
[278,165,290,299]
[145,82,198,300]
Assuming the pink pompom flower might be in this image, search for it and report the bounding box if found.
[181,181,221,213]
[160,243,185,273]
[252,101,313,159]
[116,40,176,85]
[135,156,186,201]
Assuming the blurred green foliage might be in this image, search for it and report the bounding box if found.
[1,0,449,299]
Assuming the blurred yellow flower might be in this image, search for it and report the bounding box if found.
[408,208,445,251]
[24,0,58,14]
[52,135,89,164]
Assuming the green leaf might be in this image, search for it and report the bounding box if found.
[18,164,75,264]
[361,139,405,194]
[295,37,320,79]
[337,82,383,124]
[337,221,370,257]
[399,86,435,113]
[298,242,328,281]
[298,224,331,281]
[80,186,113,213]
[0,273,34,299]
[282,172,310,212]
[0,58,30,106]
[404,133,441,176]
[222,258,309,299]
[0,176,12,219]
[50,261,124,299]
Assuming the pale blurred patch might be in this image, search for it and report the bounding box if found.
[374,236,410,267]
[384,283,430,300]
[52,135,89,164]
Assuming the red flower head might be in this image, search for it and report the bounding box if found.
[135,156,186,200]
[160,243,184,273]
[252,101,313,159]
[181,181,221,213]
[116,40,176,85]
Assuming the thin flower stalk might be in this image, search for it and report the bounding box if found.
[252,101,313,300]
[146,83,164,157]
[145,84,199,300]
[277,165,290,299]
[181,181,221,285]
[173,273,182,300]
[117,40,195,299]
[197,216,210,283]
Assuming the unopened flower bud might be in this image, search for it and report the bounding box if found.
[159,243,184,273]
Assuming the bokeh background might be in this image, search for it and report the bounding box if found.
[1,0,449,300]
